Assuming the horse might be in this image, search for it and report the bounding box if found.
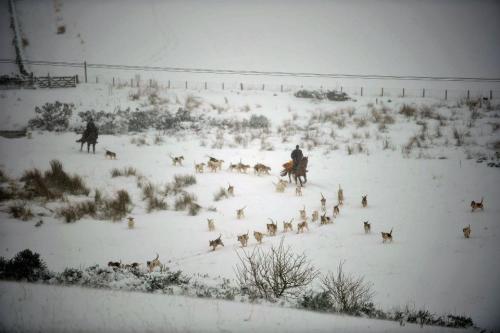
[76,136,97,154]
[281,156,308,186]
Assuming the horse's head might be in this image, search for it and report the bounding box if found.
[300,156,308,168]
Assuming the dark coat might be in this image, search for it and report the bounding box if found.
[291,148,303,163]
[78,121,98,143]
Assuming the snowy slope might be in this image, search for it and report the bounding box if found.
[0,281,474,333]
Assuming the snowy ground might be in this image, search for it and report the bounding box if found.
[0,83,499,331]
[0,281,475,333]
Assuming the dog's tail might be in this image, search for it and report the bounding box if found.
[247,230,249,236]
[155,253,159,260]
[480,197,484,204]
[218,233,222,240]
[389,228,393,236]
[241,206,246,211]
[321,192,325,200]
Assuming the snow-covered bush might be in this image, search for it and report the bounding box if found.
[28,102,74,131]
[326,90,350,101]
[300,291,333,312]
[321,261,374,314]
[248,114,270,129]
[294,89,349,101]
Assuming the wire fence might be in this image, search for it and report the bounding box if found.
[2,58,500,100]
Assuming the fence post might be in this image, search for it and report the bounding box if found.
[84,61,87,83]
[340,86,343,93]
[445,90,448,100]
[185,81,188,89]
[281,84,283,92]
[75,75,79,84]
[381,87,384,97]
[262,84,265,91]
[136,79,139,88]
[96,76,98,84]
[149,79,152,88]
[222,82,224,90]
[467,90,470,100]
[422,88,425,98]
[240,83,243,91]
[168,80,170,89]
[402,88,405,97]
[205,82,207,90]
[360,87,363,97]
[112,77,115,87]
[130,78,133,87]
[490,90,493,100]
[48,73,51,88]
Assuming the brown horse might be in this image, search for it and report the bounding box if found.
[281,157,308,186]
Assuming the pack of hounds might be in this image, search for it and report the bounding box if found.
[108,155,484,271]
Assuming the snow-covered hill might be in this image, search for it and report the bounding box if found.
[0,83,499,330]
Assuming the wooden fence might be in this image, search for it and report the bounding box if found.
[36,75,78,88]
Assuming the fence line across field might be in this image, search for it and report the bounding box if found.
[100,75,498,101]
[1,58,499,99]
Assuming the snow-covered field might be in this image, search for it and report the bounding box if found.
[1,83,500,331]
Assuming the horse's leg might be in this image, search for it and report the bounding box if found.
[87,142,90,153]
[80,142,84,151]
[288,171,292,183]
[92,143,95,154]
[303,173,307,184]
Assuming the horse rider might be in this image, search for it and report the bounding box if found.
[291,145,303,173]
[77,118,99,153]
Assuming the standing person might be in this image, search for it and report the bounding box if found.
[291,145,303,173]
[77,118,99,154]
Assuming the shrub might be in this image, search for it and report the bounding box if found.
[57,200,97,223]
[8,201,33,221]
[173,174,196,188]
[0,169,7,183]
[321,261,374,314]
[235,238,319,300]
[20,168,56,199]
[44,160,90,196]
[300,290,333,312]
[174,192,197,211]
[145,270,190,292]
[102,190,132,221]
[326,90,350,101]
[58,267,84,284]
[248,115,270,129]
[213,187,228,201]
[111,167,137,178]
[0,249,49,282]
[188,202,201,216]
[128,110,159,132]
[57,25,66,34]
[141,182,167,213]
[184,95,202,112]
[28,102,74,131]
[399,104,417,118]
[294,90,324,99]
